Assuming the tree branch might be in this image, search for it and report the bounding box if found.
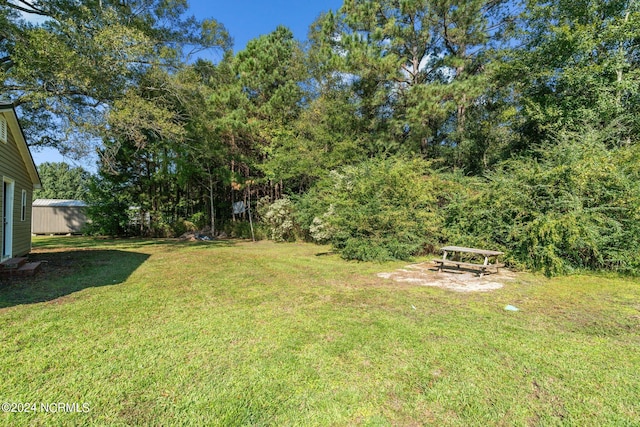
[6,0,50,17]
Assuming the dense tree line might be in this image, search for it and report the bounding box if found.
[33,162,90,200]
[2,0,639,274]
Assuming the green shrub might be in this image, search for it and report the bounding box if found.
[148,212,174,238]
[189,212,208,230]
[445,132,640,276]
[83,176,131,237]
[169,218,197,237]
[308,204,335,243]
[257,196,297,242]
[222,221,264,240]
[297,157,447,261]
[296,130,640,275]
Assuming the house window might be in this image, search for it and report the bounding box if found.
[0,116,6,143]
[21,190,26,221]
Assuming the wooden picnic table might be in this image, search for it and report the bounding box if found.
[433,245,505,277]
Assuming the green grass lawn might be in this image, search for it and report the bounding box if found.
[0,237,639,426]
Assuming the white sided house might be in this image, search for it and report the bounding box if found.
[32,199,88,234]
[0,102,41,260]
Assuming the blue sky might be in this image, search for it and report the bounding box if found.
[32,0,344,170]
[189,0,343,52]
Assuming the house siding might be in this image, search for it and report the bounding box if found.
[0,112,34,257]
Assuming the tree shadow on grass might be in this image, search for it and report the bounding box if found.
[0,249,150,309]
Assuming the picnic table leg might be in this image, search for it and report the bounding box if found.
[438,250,448,272]
[480,256,489,277]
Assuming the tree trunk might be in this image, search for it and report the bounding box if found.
[231,160,235,222]
[209,175,215,236]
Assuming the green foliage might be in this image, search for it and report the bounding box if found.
[7,0,640,277]
[235,26,305,126]
[96,63,225,238]
[257,196,297,242]
[298,157,446,261]
[308,204,335,243]
[33,162,91,200]
[234,26,308,189]
[149,214,198,238]
[189,212,209,230]
[445,130,640,275]
[512,0,640,149]
[83,175,130,237]
[311,0,514,162]
[222,221,265,240]
[262,90,368,192]
[0,0,230,153]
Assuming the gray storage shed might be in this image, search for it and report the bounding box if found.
[32,199,88,234]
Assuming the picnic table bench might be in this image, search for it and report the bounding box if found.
[433,246,505,277]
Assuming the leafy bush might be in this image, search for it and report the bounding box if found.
[257,196,297,242]
[445,132,640,275]
[189,212,209,230]
[83,176,131,236]
[297,157,447,261]
[147,212,174,238]
[297,134,640,274]
[222,221,264,240]
[170,218,198,237]
[308,204,335,243]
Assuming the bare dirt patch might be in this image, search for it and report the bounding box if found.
[378,261,516,292]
